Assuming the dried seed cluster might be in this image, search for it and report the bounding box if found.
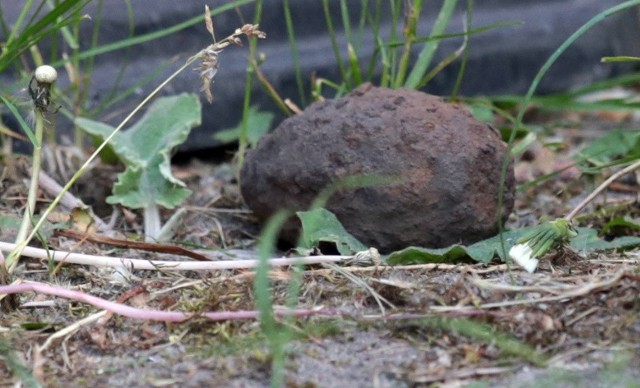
[196,5,266,103]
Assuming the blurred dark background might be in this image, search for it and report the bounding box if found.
[1,0,639,152]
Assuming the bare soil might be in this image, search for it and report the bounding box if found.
[1,114,640,387]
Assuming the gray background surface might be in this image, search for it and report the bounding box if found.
[1,0,639,151]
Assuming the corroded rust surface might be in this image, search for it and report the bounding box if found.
[241,84,515,252]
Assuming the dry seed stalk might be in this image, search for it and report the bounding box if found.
[3,7,265,275]
[198,5,266,102]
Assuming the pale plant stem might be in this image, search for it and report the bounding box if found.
[6,56,200,273]
[13,110,44,254]
[564,158,640,222]
[144,202,161,242]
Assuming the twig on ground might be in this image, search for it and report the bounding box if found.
[323,263,395,314]
[408,366,515,384]
[432,270,628,312]
[0,281,335,322]
[307,263,508,275]
[565,158,640,221]
[56,229,209,261]
[0,240,358,270]
[38,310,108,352]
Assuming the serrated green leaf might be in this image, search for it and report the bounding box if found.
[75,94,201,209]
[297,208,367,255]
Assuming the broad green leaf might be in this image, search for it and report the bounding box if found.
[0,214,22,239]
[75,94,201,209]
[600,216,640,236]
[467,102,494,124]
[291,207,640,264]
[570,227,640,252]
[387,226,640,265]
[213,105,274,147]
[574,130,640,172]
[297,208,367,255]
[386,229,527,265]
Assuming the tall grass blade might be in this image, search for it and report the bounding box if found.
[450,0,473,99]
[254,211,291,388]
[411,317,547,366]
[283,0,306,106]
[44,0,252,67]
[340,0,363,87]
[4,0,34,48]
[0,96,38,147]
[0,0,91,72]
[416,30,466,89]
[404,0,458,89]
[386,21,522,48]
[394,0,424,88]
[237,0,263,173]
[322,0,349,88]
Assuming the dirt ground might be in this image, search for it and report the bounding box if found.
[1,114,640,387]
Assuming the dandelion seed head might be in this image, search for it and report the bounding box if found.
[35,65,57,84]
[509,243,539,273]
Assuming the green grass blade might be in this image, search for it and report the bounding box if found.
[283,0,306,106]
[0,3,11,38]
[339,0,352,49]
[46,0,79,50]
[340,0,362,86]
[451,0,473,99]
[254,210,291,388]
[404,0,457,89]
[416,32,466,89]
[44,0,252,67]
[387,0,402,84]
[602,56,640,62]
[0,0,90,71]
[412,317,547,366]
[386,21,522,48]
[394,0,424,88]
[255,211,288,337]
[347,43,363,86]
[0,96,38,147]
[322,0,349,88]
[5,0,34,47]
[237,0,263,172]
[355,0,369,53]
[364,0,385,84]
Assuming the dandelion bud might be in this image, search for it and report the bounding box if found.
[35,65,57,84]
